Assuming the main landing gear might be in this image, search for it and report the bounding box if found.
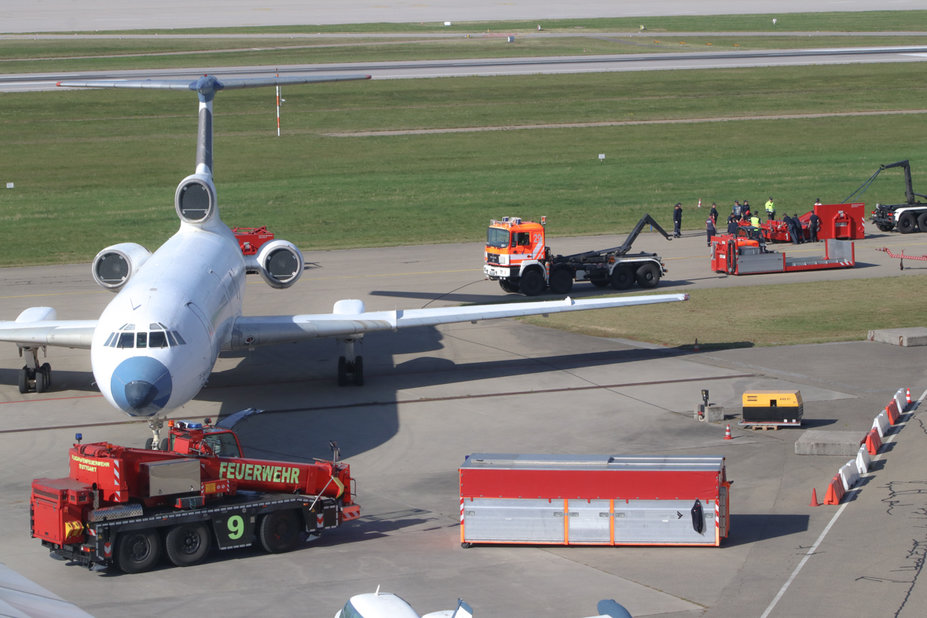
[17,346,52,394]
[337,336,364,386]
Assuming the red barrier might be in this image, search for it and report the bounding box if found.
[862,428,882,456]
[823,474,846,505]
[886,401,900,425]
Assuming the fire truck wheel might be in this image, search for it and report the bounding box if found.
[610,265,634,290]
[115,528,161,573]
[548,267,573,295]
[17,366,29,394]
[518,268,546,296]
[635,263,661,288]
[165,523,211,566]
[498,279,518,293]
[258,509,301,553]
[898,212,917,234]
[918,212,927,233]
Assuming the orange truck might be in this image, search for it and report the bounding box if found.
[483,214,672,296]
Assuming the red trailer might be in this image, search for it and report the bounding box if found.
[459,454,730,547]
[761,203,865,243]
[711,237,855,275]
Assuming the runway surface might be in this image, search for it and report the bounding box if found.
[4,1,925,33]
[1,230,927,616]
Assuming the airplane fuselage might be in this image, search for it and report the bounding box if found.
[90,222,245,416]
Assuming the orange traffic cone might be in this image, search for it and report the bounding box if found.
[906,388,912,405]
[724,424,732,440]
[810,488,819,507]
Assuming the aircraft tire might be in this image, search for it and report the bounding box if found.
[41,363,51,389]
[353,356,364,386]
[18,367,28,394]
[337,356,348,386]
[35,369,48,393]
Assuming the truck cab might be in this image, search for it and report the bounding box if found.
[484,217,549,294]
[168,420,242,458]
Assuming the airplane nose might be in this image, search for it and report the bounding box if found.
[124,380,159,410]
[111,357,173,417]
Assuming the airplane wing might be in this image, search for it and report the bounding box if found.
[0,308,96,349]
[57,74,371,92]
[229,293,687,348]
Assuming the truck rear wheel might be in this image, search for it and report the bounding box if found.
[918,212,927,233]
[518,268,546,296]
[898,212,917,234]
[635,263,661,288]
[610,265,634,290]
[115,528,161,574]
[259,509,301,553]
[165,523,211,567]
[548,267,573,295]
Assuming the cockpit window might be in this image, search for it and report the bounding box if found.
[106,323,185,349]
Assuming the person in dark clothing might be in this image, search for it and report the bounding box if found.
[709,203,718,225]
[705,217,716,246]
[672,202,682,238]
[809,212,820,242]
[726,214,739,235]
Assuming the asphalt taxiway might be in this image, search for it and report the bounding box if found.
[1,229,926,616]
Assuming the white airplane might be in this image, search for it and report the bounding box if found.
[336,588,472,618]
[0,74,687,432]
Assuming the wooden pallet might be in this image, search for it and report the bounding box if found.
[739,421,800,431]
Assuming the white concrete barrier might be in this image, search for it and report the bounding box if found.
[872,411,890,438]
[839,460,860,492]
[855,446,870,475]
[894,388,907,413]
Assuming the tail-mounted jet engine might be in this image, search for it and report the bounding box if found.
[91,243,152,291]
[246,239,304,289]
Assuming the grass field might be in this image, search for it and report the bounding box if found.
[2,13,927,343]
[3,61,927,264]
[525,275,927,347]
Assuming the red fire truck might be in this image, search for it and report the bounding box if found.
[31,420,359,573]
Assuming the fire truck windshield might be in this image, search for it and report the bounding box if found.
[487,227,510,248]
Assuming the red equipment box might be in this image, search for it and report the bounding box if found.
[459,454,730,547]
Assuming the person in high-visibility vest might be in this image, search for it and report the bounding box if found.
[765,197,775,221]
